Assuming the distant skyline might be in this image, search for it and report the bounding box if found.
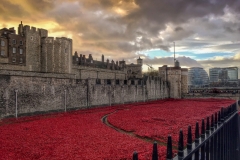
[1,0,240,74]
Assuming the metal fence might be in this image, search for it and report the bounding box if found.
[133,101,240,160]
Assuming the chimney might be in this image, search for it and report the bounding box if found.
[102,54,104,62]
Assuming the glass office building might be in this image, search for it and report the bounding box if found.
[188,67,209,87]
[209,67,238,82]
[209,68,222,82]
[227,67,238,81]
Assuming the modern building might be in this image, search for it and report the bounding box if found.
[188,67,209,87]
[209,67,238,83]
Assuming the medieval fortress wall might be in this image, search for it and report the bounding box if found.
[0,70,168,118]
[0,22,187,118]
[0,23,72,74]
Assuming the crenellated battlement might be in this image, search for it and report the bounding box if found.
[42,37,72,44]
[23,25,48,38]
[23,25,38,33]
[55,37,72,43]
[0,22,72,74]
[38,28,48,38]
[40,35,72,74]
[41,37,54,43]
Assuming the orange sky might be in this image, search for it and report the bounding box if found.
[1,0,240,72]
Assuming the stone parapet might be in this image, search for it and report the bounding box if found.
[0,69,76,79]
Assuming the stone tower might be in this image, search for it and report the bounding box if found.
[23,25,41,72]
[137,57,143,66]
[158,64,188,99]
[41,37,54,73]
[20,22,48,72]
[57,37,72,74]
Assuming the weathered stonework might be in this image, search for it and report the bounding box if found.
[181,70,188,94]
[0,70,169,118]
[0,22,72,74]
[0,22,187,119]
[72,65,127,80]
[159,65,188,98]
[41,37,72,73]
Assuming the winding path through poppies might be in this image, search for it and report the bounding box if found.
[101,109,170,147]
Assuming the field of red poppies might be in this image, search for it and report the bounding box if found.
[0,98,235,160]
[108,98,235,147]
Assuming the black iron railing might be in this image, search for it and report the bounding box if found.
[133,101,240,160]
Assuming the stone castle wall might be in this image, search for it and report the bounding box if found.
[41,37,54,73]
[167,69,181,98]
[126,64,142,79]
[54,38,72,74]
[0,71,168,118]
[41,37,72,73]
[159,66,188,98]
[0,23,72,74]
[72,65,127,80]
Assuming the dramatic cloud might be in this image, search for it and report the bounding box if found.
[198,52,240,75]
[144,56,203,67]
[1,0,240,72]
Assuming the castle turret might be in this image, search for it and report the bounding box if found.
[137,56,143,66]
[79,54,83,65]
[83,55,86,64]
[73,51,79,65]
[111,60,115,70]
[107,59,110,69]
[174,60,180,67]
[119,59,126,68]
[18,21,23,36]
[89,54,93,60]
[102,54,104,62]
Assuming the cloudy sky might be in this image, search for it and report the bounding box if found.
[1,0,240,74]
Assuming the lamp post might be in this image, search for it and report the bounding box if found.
[15,89,18,118]
[64,89,66,112]
[173,42,176,64]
